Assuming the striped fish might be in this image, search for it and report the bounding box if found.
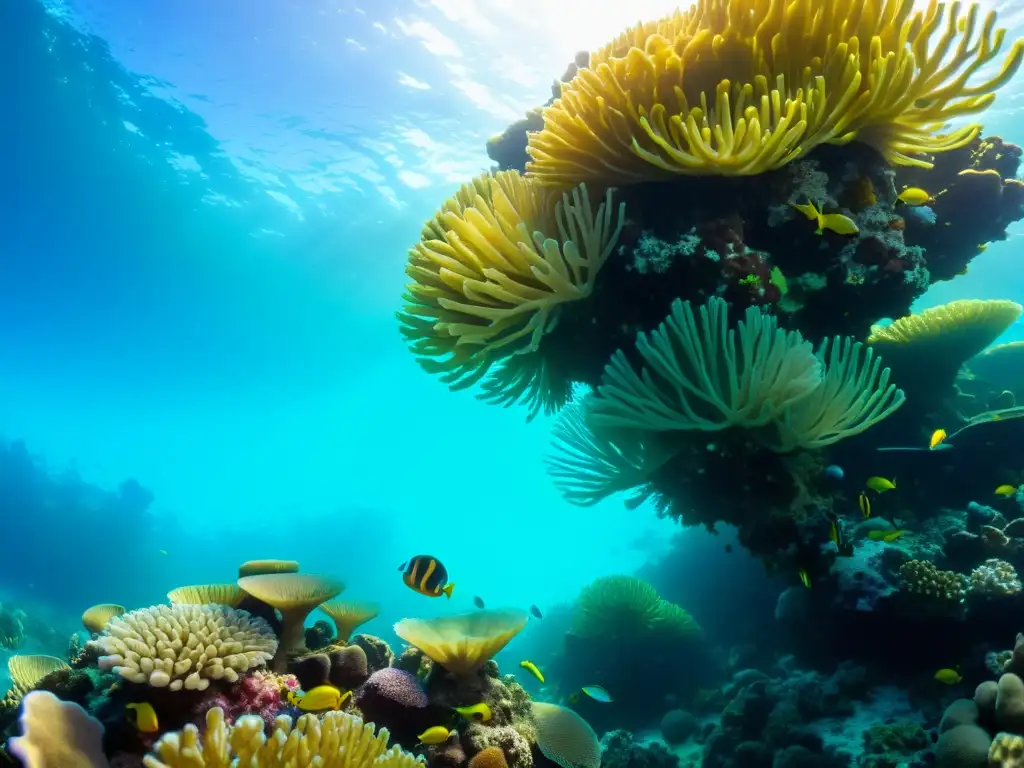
[399,555,455,598]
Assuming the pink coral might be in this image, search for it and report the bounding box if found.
[190,671,293,728]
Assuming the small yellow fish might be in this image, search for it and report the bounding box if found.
[828,519,839,544]
[286,685,350,712]
[976,243,988,253]
[790,200,859,236]
[858,492,871,519]
[867,529,904,543]
[897,187,932,206]
[866,476,896,493]
[520,660,545,683]
[995,484,1019,498]
[126,702,159,733]
[798,568,811,589]
[453,703,492,722]
[929,429,947,449]
[934,668,962,685]
[417,726,451,745]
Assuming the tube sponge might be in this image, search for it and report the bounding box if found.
[87,604,277,691]
[8,690,109,768]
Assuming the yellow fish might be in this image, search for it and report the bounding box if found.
[417,726,451,745]
[798,568,811,589]
[520,660,545,683]
[929,429,947,449]
[934,668,962,685]
[126,702,159,733]
[790,200,859,236]
[858,492,871,519]
[897,187,932,206]
[867,529,904,543]
[995,484,1019,498]
[453,703,492,722]
[285,685,350,712]
[866,476,896,493]
[976,243,988,253]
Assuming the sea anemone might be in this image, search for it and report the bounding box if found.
[527,0,1024,184]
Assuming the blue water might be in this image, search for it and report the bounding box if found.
[3,0,1024,749]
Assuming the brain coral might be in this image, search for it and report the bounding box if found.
[88,603,278,691]
[527,0,1024,184]
[357,667,429,709]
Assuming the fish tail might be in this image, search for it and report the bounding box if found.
[443,582,455,599]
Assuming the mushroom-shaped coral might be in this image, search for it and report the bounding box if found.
[142,705,425,768]
[397,170,624,415]
[238,559,300,577]
[572,575,701,640]
[320,599,381,643]
[81,604,125,634]
[87,604,277,691]
[167,584,244,607]
[8,690,108,768]
[4,655,70,704]
[394,609,529,677]
[867,299,1022,401]
[530,702,601,768]
[237,573,343,671]
[970,341,1024,399]
[526,0,1024,185]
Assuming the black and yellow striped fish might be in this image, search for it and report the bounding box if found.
[399,555,455,599]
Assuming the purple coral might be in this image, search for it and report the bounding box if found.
[356,667,428,708]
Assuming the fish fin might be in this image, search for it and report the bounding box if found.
[443,582,455,599]
[398,562,407,571]
[791,201,819,221]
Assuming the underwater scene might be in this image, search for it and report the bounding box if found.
[5,0,1024,765]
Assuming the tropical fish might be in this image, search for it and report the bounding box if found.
[897,187,932,205]
[798,568,811,589]
[934,668,962,685]
[825,512,853,557]
[825,465,844,481]
[867,529,904,543]
[520,660,545,683]
[581,685,614,703]
[473,596,485,609]
[530,605,543,619]
[790,200,860,236]
[453,703,492,722]
[996,485,1019,498]
[399,556,455,599]
[929,429,947,450]
[866,476,896,493]
[858,492,871,519]
[417,726,451,745]
[285,685,350,712]
[126,702,159,733]
[158,550,168,556]
[976,243,988,253]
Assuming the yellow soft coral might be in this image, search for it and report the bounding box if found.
[397,171,624,393]
[527,0,1024,185]
[143,706,424,768]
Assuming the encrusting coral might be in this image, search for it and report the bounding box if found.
[88,603,278,690]
[526,0,1024,185]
